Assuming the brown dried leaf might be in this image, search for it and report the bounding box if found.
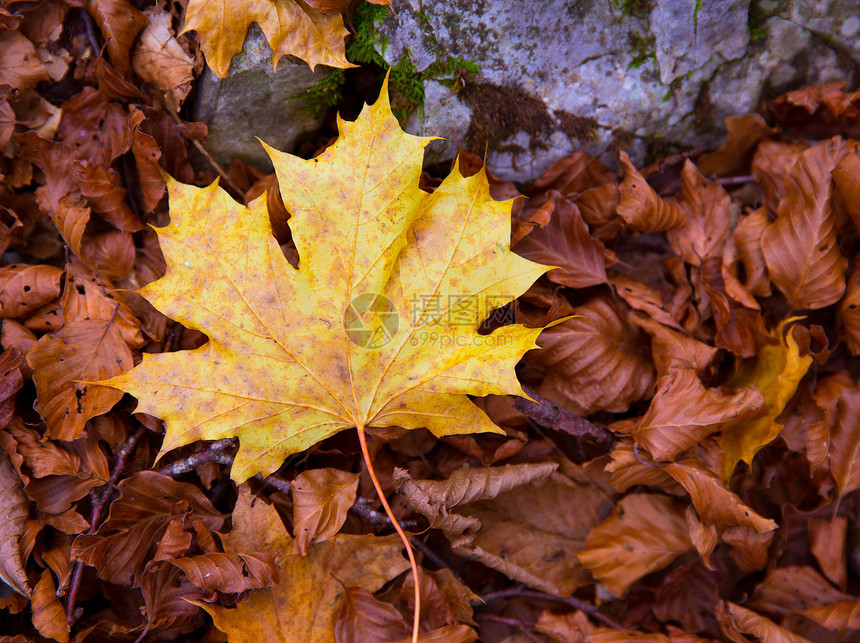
[698,114,777,177]
[87,0,148,75]
[803,601,860,631]
[716,602,812,643]
[732,208,772,297]
[611,273,685,332]
[171,552,281,592]
[71,471,225,585]
[748,566,849,618]
[0,448,30,597]
[31,570,68,643]
[808,516,847,589]
[667,162,732,265]
[578,494,693,598]
[292,467,359,555]
[633,370,765,463]
[701,256,772,358]
[761,138,848,309]
[77,162,145,232]
[662,459,776,533]
[0,31,48,91]
[132,7,194,111]
[630,312,718,379]
[534,296,655,414]
[839,262,860,354]
[751,140,806,215]
[617,152,685,232]
[0,264,63,320]
[528,151,616,198]
[334,587,410,643]
[0,348,22,429]
[828,386,860,498]
[513,191,607,288]
[654,560,723,634]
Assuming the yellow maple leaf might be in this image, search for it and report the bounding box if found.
[182,0,356,77]
[99,79,550,482]
[721,318,812,481]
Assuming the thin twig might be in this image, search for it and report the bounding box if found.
[78,8,101,56]
[644,146,707,177]
[478,585,625,630]
[516,386,615,450]
[712,174,756,186]
[66,425,149,622]
[156,438,237,477]
[349,496,419,530]
[408,536,467,586]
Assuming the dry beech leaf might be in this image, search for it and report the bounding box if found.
[578,494,693,598]
[170,552,281,592]
[701,256,772,358]
[196,485,411,643]
[31,569,68,643]
[833,148,860,233]
[100,81,551,481]
[698,114,777,177]
[182,0,355,76]
[633,369,765,463]
[667,161,732,265]
[809,516,847,589]
[654,560,722,635]
[533,296,655,414]
[752,140,806,214]
[71,471,225,585]
[761,138,848,310]
[0,348,22,428]
[27,262,144,441]
[748,566,849,618]
[803,601,860,630]
[395,464,614,596]
[838,262,860,354]
[86,0,148,76]
[610,273,686,333]
[334,587,411,643]
[0,264,63,320]
[617,152,685,232]
[827,386,860,498]
[513,190,608,288]
[662,459,777,533]
[291,467,359,555]
[722,319,812,481]
[0,448,31,598]
[630,312,718,379]
[716,601,812,643]
[77,162,145,232]
[0,31,49,92]
[732,208,772,297]
[132,7,194,111]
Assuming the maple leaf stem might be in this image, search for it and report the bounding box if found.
[356,423,420,643]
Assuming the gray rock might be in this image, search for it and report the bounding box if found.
[192,24,329,171]
[374,0,859,181]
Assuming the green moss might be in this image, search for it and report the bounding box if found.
[612,0,654,19]
[693,0,702,25]
[626,31,656,71]
[291,4,480,124]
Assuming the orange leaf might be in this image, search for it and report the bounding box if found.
[633,369,765,463]
[577,494,693,598]
[182,0,355,76]
[534,296,655,414]
[334,587,411,643]
[292,467,359,555]
[617,152,685,232]
[761,138,849,310]
[31,570,68,643]
[717,601,812,643]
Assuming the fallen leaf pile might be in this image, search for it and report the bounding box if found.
[1,1,860,641]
